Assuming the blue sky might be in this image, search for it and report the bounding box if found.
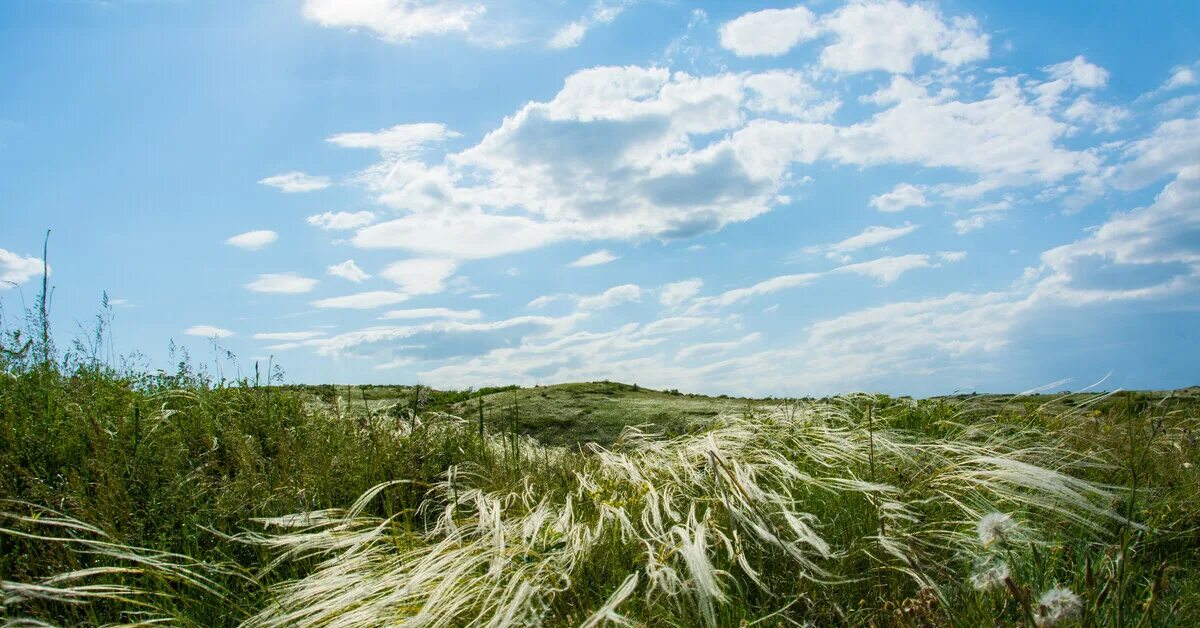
[2,0,1198,396]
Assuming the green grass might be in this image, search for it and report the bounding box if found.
[2,302,1198,626]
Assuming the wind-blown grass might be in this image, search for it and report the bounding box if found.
[2,298,1198,625]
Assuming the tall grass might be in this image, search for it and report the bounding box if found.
[2,293,1198,625]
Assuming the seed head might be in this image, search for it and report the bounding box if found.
[976,512,1016,547]
[1035,585,1082,627]
[969,559,1009,592]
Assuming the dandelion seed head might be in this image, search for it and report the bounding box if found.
[1035,585,1082,627]
[969,559,1009,592]
[976,512,1016,547]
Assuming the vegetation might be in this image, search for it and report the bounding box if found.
[1,297,1198,626]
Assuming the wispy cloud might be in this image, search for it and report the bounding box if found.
[569,250,619,268]
[185,325,234,338]
[225,230,278,251]
[258,171,330,193]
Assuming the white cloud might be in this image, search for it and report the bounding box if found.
[379,307,483,321]
[549,21,587,49]
[676,332,761,361]
[1063,96,1129,133]
[835,254,933,284]
[245,272,319,294]
[938,250,967,263]
[954,213,1003,234]
[809,223,919,260]
[327,259,371,283]
[258,171,331,193]
[528,294,562,308]
[225,230,278,251]
[1113,115,1200,190]
[1036,166,1200,303]
[703,273,820,309]
[185,325,234,338]
[1044,55,1110,89]
[659,278,703,307]
[329,61,1096,264]
[718,6,819,57]
[548,1,628,49]
[301,0,484,43]
[569,250,619,268]
[952,199,1012,234]
[870,183,927,212]
[0,248,45,287]
[308,314,581,359]
[326,123,459,155]
[744,70,841,120]
[253,331,326,341]
[829,76,1096,183]
[379,258,457,294]
[819,0,988,74]
[578,284,642,310]
[1163,64,1198,91]
[311,290,409,309]
[307,211,377,231]
[352,212,566,259]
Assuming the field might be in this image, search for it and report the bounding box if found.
[2,315,1199,626]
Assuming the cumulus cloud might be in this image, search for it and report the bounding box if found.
[1163,64,1198,91]
[301,0,484,43]
[1044,55,1110,89]
[225,230,278,250]
[1113,115,1200,190]
[258,171,331,193]
[307,211,377,231]
[0,248,45,287]
[718,6,819,57]
[818,0,989,74]
[379,258,457,294]
[1063,96,1130,133]
[578,284,643,310]
[1037,166,1200,303]
[327,259,371,283]
[324,58,1099,264]
[245,272,319,294]
[185,325,234,338]
[870,183,927,212]
[569,250,619,267]
[719,1,988,73]
[659,278,703,307]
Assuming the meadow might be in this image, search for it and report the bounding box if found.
[1,302,1198,626]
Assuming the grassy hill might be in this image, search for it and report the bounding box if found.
[4,312,1199,626]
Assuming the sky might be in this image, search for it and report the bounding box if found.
[1,0,1198,397]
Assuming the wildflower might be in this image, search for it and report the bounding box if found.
[976,512,1016,547]
[1035,585,1082,627]
[969,559,1009,592]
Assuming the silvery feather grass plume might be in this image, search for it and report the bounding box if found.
[241,399,1125,627]
[0,504,240,627]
